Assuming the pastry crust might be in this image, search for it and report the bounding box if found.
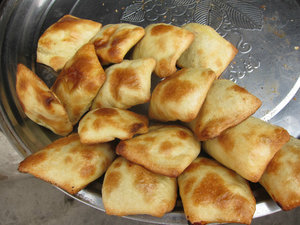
[149,68,216,122]
[116,125,200,177]
[37,15,101,71]
[91,58,155,110]
[132,23,194,78]
[102,157,177,217]
[260,137,300,211]
[90,23,145,65]
[18,134,115,194]
[178,157,256,225]
[187,79,262,141]
[203,117,290,182]
[78,108,148,144]
[178,23,238,78]
[16,64,72,136]
[51,43,106,125]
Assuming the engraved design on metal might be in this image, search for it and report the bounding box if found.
[217,15,261,82]
[120,0,263,81]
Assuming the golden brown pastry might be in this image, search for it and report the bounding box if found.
[260,136,300,211]
[203,117,290,182]
[149,68,216,122]
[187,79,262,141]
[90,23,145,65]
[91,58,155,110]
[178,157,256,225]
[102,157,177,217]
[132,23,194,78]
[177,23,238,78]
[37,15,101,71]
[78,107,148,144]
[18,133,115,194]
[16,64,72,136]
[116,125,200,177]
[51,43,106,125]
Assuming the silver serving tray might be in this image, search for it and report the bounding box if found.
[0,0,299,224]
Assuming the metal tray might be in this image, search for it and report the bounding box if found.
[0,0,299,224]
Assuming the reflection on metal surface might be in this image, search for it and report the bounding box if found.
[261,75,300,121]
[254,200,281,218]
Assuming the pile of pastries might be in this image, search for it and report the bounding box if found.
[16,15,300,225]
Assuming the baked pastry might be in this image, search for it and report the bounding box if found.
[102,157,177,217]
[187,79,262,141]
[78,107,148,144]
[116,125,200,177]
[149,68,216,122]
[260,136,300,210]
[91,58,155,110]
[178,157,256,225]
[203,117,290,182]
[90,23,145,65]
[51,43,106,125]
[37,15,101,71]
[18,133,115,194]
[15,64,72,136]
[177,23,238,78]
[132,23,194,78]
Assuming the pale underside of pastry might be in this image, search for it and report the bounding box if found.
[51,43,106,125]
[203,117,290,182]
[187,79,262,141]
[116,125,200,177]
[90,23,145,65]
[149,68,216,122]
[177,23,238,78]
[178,157,256,225]
[78,107,149,144]
[102,157,177,217]
[132,23,194,78]
[91,58,156,110]
[260,136,300,211]
[37,15,101,71]
[16,64,73,136]
[18,133,115,195]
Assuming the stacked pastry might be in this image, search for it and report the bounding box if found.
[16,15,299,225]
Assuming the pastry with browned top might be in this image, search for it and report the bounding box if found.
[16,64,72,136]
[90,23,145,65]
[78,108,148,144]
[52,43,106,125]
[178,157,256,225]
[116,125,200,177]
[18,133,115,194]
[260,137,300,211]
[203,117,290,182]
[102,157,177,217]
[178,23,238,78]
[149,68,216,122]
[187,79,262,141]
[91,58,155,110]
[37,15,101,71]
[132,23,194,78]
